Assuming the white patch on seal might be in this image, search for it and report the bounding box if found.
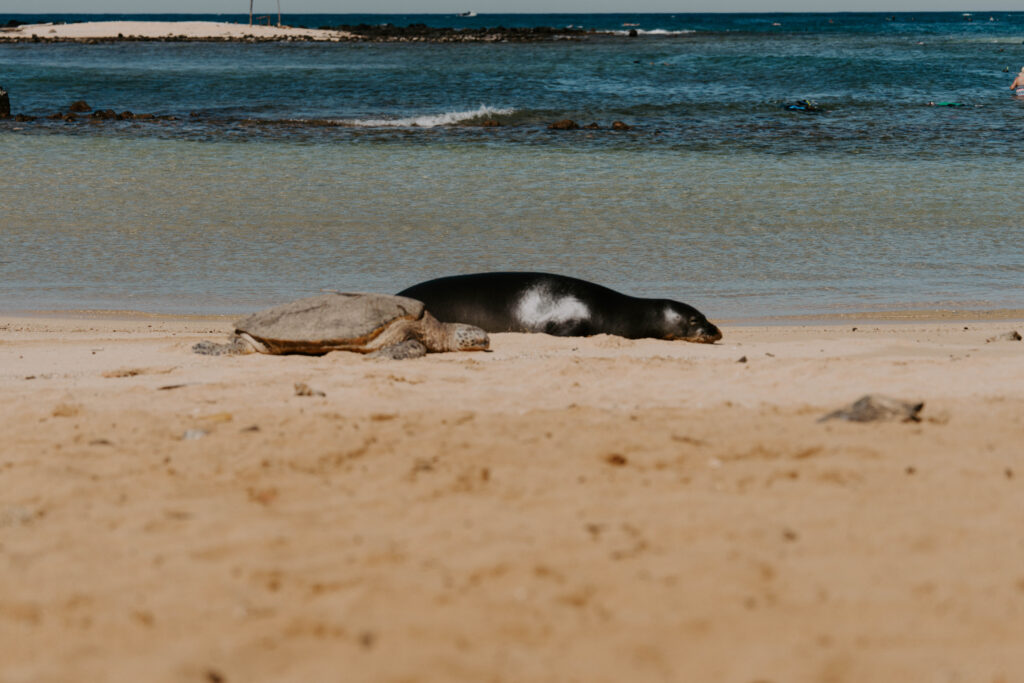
[663,306,683,324]
[515,287,590,329]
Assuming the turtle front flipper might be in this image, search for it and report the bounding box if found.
[367,340,427,360]
[191,333,264,356]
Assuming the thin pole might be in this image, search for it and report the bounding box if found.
[277,0,281,26]
[249,0,254,26]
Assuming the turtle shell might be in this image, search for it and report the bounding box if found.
[234,293,425,355]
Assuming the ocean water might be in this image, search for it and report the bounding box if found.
[2,12,1023,319]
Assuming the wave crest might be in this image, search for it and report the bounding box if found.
[343,105,515,128]
[607,29,695,36]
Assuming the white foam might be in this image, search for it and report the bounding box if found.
[608,29,695,36]
[515,288,590,330]
[342,105,515,128]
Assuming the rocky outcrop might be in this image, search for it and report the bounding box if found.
[324,23,592,42]
[548,119,579,130]
[0,85,9,118]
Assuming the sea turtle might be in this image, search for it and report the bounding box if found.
[192,292,489,360]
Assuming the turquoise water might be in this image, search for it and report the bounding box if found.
[2,135,1020,317]
[2,13,1024,317]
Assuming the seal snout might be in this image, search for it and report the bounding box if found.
[691,323,723,344]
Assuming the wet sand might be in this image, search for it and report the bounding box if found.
[2,313,1024,682]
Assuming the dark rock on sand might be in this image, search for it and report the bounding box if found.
[549,119,579,130]
[986,330,1022,343]
[68,100,91,113]
[819,395,924,423]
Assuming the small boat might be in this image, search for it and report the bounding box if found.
[457,11,477,17]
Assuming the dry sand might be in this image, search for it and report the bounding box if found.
[0,20,352,41]
[2,312,1024,682]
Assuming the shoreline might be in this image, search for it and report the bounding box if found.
[3,306,1023,326]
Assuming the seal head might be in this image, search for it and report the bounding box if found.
[653,300,722,343]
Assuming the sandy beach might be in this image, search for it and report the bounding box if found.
[0,20,352,42]
[2,311,1023,681]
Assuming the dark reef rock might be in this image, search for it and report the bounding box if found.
[480,119,501,127]
[13,113,35,122]
[68,100,91,113]
[548,119,579,130]
[0,85,9,118]
[611,120,631,130]
[326,23,590,42]
[583,122,600,129]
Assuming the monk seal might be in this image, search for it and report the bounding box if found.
[397,272,722,343]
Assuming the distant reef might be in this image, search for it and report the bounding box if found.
[0,20,620,44]
[318,23,595,42]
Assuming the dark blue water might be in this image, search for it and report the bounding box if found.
[3,12,1024,156]
[1,14,1023,317]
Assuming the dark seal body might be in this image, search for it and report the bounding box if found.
[398,272,722,343]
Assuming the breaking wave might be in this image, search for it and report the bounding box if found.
[607,29,696,36]
[342,105,516,128]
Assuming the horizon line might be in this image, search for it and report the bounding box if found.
[2,9,1018,14]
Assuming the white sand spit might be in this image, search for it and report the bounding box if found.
[1,20,353,41]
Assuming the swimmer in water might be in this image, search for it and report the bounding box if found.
[1010,67,1024,97]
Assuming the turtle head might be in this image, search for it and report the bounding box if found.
[451,323,490,351]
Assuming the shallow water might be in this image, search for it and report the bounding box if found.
[2,13,1023,317]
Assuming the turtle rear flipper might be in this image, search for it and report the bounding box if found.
[368,340,427,360]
